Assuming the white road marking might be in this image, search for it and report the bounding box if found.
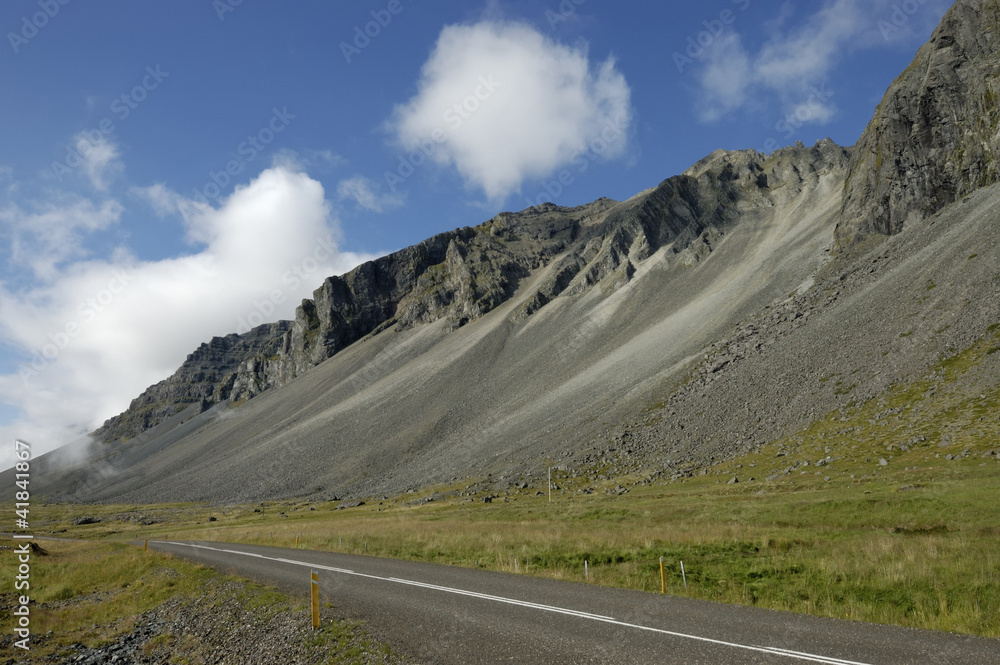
[158,541,874,665]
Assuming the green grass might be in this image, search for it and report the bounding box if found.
[0,539,211,659]
[30,325,1000,639]
[35,463,1000,637]
[0,538,396,663]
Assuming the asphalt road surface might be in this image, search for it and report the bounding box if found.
[151,540,999,664]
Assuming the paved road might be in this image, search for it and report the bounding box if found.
[151,540,998,664]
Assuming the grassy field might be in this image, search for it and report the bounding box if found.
[0,537,397,663]
[25,326,1000,640]
[30,454,1000,639]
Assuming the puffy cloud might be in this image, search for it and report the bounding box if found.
[337,175,404,212]
[389,20,632,201]
[0,165,379,469]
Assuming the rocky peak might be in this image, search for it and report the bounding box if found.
[94,321,291,443]
[837,0,1000,247]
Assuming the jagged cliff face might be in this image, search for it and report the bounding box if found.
[228,199,617,401]
[837,0,1000,247]
[41,137,855,503]
[248,140,848,396]
[95,141,850,445]
[95,322,290,443]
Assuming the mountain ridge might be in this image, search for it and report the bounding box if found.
[96,140,850,446]
[17,0,1000,505]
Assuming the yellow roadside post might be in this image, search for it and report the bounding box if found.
[310,570,320,629]
[144,539,148,552]
[659,557,666,594]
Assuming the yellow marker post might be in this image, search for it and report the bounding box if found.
[144,539,148,552]
[295,535,300,548]
[310,570,320,629]
[659,556,666,594]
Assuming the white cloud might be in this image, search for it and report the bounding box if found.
[0,165,380,470]
[337,175,404,213]
[696,33,753,123]
[295,149,348,171]
[132,182,177,217]
[692,0,952,126]
[74,133,122,191]
[753,1,862,89]
[389,20,632,201]
[1,197,123,281]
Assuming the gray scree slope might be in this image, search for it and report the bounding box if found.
[15,0,1000,504]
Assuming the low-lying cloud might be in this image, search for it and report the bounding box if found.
[0,161,377,469]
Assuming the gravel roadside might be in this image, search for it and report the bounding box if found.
[2,575,415,665]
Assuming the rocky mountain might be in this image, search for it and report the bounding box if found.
[837,0,1000,246]
[27,139,856,503]
[95,141,848,446]
[95,322,291,443]
[15,0,1000,504]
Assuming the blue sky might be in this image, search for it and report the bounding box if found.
[0,0,951,466]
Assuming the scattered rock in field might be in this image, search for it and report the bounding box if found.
[74,516,101,525]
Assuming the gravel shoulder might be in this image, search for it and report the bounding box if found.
[0,538,412,665]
